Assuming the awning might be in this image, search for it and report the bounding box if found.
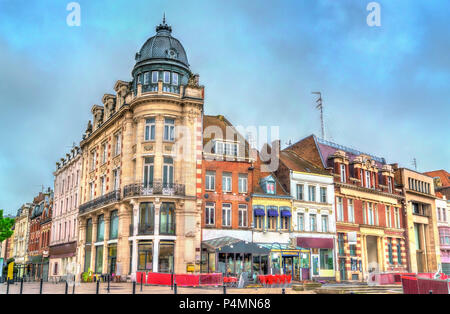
[268,210,278,217]
[254,209,265,216]
[281,210,291,217]
[297,237,334,249]
[202,237,270,255]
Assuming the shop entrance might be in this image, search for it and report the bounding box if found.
[282,256,293,276]
[366,236,378,269]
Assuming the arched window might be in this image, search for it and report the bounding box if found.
[109,210,119,239]
[388,239,393,264]
[397,243,402,264]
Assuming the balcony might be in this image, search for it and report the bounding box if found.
[123,180,185,198]
[79,190,121,215]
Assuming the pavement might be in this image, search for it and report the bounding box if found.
[0,282,315,295]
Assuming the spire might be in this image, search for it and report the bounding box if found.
[156,13,172,34]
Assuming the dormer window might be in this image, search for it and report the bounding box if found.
[143,72,149,85]
[260,176,276,195]
[163,71,170,84]
[365,170,371,188]
[172,73,179,85]
[213,141,238,157]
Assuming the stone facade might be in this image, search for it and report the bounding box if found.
[394,167,440,273]
[49,146,82,279]
[77,20,204,278]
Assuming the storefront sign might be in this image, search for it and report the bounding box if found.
[186,264,195,272]
[7,262,14,280]
[348,232,357,244]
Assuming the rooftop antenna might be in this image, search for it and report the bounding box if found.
[163,12,166,24]
[412,158,417,171]
[312,92,325,140]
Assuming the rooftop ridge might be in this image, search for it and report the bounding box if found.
[316,136,386,164]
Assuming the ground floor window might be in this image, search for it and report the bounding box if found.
[320,249,334,270]
[138,241,153,271]
[95,245,103,274]
[84,245,91,272]
[158,241,174,273]
[107,244,117,274]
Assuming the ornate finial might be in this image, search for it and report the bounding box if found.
[156,14,172,33]
[163,12,166,24]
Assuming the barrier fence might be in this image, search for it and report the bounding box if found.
[401,276,450,294]
[136,272,223,287]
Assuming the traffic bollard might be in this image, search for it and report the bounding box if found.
[282,288,285,295]
[39,279,43,294]
[223,284,227,294]
[65,281,68,294]
[174,282,177,294]
[132,281,136,294]
[6,280,10,294]
[72,283,75,294]
[107,275,110,293]
[20,278,24,294]
[96,280,100,294]
[171,271,174,290]
[141,272,144,292]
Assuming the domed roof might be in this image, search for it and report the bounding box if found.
[134,17,189,71]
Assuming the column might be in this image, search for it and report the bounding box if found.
[91,220,98,272]
[78,218,87,272]
[153,201,161,273]
[131,202,139,277]
[103,210,111,273]
[360,235,367,280]
[117,203,131,276]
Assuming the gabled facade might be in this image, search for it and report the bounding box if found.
[435,193,450,275]
[276,149,336,280]
[288,135,407,281]
[11,203,32,277]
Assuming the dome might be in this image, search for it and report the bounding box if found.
[134,17,189,72]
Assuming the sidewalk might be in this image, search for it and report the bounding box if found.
[0,282,315,294]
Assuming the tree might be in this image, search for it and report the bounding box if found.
[0,210,15,242]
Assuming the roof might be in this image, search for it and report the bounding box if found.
[280,149,330,176]
[203,115,251,158]
[134,18,189,70]
[202,237,271,254]
[423,170,450,187]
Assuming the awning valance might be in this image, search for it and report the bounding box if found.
[268,210,278,217]
[297,237,334,249]
[281,210,291,217]
[254,209,265,216]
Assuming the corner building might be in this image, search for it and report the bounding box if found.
[77,19,204,277]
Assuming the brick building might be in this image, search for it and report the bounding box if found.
[287,135,407,281]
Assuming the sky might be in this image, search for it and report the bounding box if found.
[0,0,449,216]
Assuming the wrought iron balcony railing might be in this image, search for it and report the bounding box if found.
[79,190,121,215]
[123,180,185,198]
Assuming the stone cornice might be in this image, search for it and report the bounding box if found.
[335,182,405,201]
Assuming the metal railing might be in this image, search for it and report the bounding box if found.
[79,190,121,214]
[123,181,185,198]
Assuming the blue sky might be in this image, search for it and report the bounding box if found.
[0,0,449,215]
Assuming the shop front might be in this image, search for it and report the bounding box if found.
[297,237,335,280]
[201,237,271,278]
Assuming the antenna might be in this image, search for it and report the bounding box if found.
[312,92,325,140]
[412,158,417,171]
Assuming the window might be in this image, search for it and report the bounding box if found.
[95,245,104,273]
[109,210,119,239]
[438,208,441,221]
[308,186,316,202]
[158,241,174,273]
[394,208,400,228]
[298,213,304,231]
[90,150,96,171]
[360,169,364,187]
[365,171,371,188]
[100,175,107,196]
[238,174,248,193]
[214,141,224,155]
[320,187,327,203]
[162,157,174,188]
[222,203,231,227]
[160,203,175,235]
[139,203,155,234]
[97,215,105,242]
[267,206,278,230]
[388,239,393,264]
[163,71,170,84]
[113,168,120,190]
[349,244,356,256]
[86,219,93,243]
[143,157,154,188]
[348,199,354,223]
[145,118,156,141]
[321,215,328,232]
[143,72,149,85]
[338,233,345,255]
[397,243,402,264]
[443,208,447,222]
[222,172,232,192]
[224,142,238,157]
[163,118,175,141]
[367,203,374,225]
[386,206,392,228]
[266,182,275,194]
[238,204,248,227]
[89,182,94,201]
[138,241,153,271]
[296,184,304,200]
[310,214,317,232]
[205,171,215,191]
[205,202,215,225]
[84,246,91,272]
[388,177,393,193]
[340,164,346,183]
[151,71,158,83]
[172,72,179,85]
[114,133,121,156]
[254,205,264,229]
[336,197,344,221]
[320,249,334,270]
